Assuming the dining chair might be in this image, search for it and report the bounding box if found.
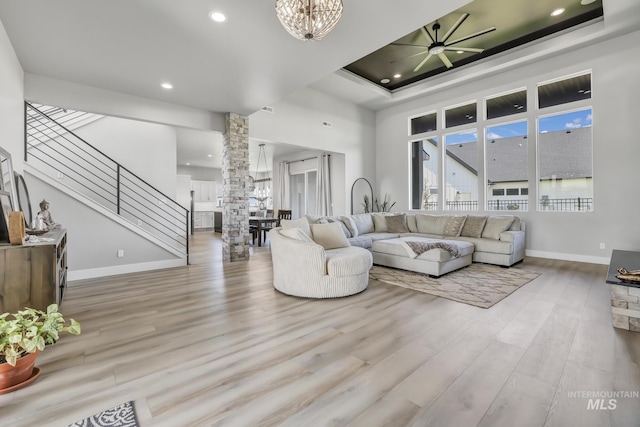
[276,209,292,226]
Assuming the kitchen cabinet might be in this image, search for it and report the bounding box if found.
[192,180,216,202]
[193,212,214,229]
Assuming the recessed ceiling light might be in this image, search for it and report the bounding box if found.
[393,73,402,79]
[456,50,464,54]
[581,0,596,5]
[186,163,190,166]
[210,11,226,22]
[380,78,391,84]
[551,8,565,16]
[161,82,173,89]
[207,154,213,158]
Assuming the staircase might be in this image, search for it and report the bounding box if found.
[24,102,189,263]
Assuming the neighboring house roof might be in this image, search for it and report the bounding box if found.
[441,127,592,183]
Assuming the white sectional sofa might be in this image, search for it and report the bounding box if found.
[306,212,526,268]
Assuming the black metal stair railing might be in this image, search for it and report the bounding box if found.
[24,102,189,262]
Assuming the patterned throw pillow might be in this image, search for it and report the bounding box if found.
[443,215,467,237]
[460,215,488,238]
[385,214,410,233]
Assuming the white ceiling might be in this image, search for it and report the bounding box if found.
[0,0,469,116]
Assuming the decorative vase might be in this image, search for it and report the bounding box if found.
[0,350,39,391]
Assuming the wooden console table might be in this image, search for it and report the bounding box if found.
[0,229,67,313]
[606,249,640,331]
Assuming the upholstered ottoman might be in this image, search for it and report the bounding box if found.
[372,237,474,277]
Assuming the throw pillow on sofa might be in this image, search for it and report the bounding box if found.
[281,217,312,238]
[482,216,515,240]
[372,213,392,232]
[460,215,488,238]
[351,213,375,235]
[308,215,352,238]
[443,215,467,237]
[406,214,418,233]
[280,227,314,242]
[310,222,351,250]
[386,214,410,233]
[340,216,358,237]
[416,214,449,235]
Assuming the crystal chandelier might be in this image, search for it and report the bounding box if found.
[253,144,271,204]
[275,0,344,41]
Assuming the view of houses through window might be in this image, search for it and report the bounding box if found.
[410,72,592,212]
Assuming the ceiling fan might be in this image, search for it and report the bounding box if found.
[395,13,496,72]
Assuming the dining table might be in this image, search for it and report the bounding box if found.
[249,217,280,246]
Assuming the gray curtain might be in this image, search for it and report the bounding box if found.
[316,154,332,216]
[277,162,290,212]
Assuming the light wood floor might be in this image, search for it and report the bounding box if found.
[1,232,639,427]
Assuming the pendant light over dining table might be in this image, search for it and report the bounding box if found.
[275,0,344,41]
[253,144,271,204]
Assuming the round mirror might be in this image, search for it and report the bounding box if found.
[14,173,32,228]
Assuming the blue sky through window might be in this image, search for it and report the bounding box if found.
[445,108,592,145]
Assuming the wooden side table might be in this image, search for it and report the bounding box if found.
[606,249,640,331]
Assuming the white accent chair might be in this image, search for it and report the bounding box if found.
[269,227,373,298]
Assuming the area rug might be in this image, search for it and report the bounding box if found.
[68,401,138,427]
[369,264,540,308]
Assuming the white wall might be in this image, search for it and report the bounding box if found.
[376,28,640,263]
[250,87,376,213]
[74,116,177,197]
[0,19,24,172]
[27,173,181,277]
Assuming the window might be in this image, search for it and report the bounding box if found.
[537,108,593,211]
[538,72,591,109]
[445,130,478,211]
[411,138,438,210]
[492,189,505,196]
[486,120,528,211]
[290,170,317,218]
[486,89,527,120]
[445,102,477,128]
[410,112,437,135]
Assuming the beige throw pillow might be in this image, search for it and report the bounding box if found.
[372,213,390,232]
[310,222,351,250]
[443,215,467,237]
[281,217,312,238]
[416,214,449,235]
[279,227,313,242]
[482,216,515,240]
[406,215,418,233]
[460,216,488,238]
[386,214,410,233]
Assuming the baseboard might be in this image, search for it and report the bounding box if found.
[68,259,187,281]
[525,249,610,265]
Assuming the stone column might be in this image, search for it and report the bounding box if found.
[222,113,250,262]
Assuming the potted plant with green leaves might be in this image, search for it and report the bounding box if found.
[0,304,80,393]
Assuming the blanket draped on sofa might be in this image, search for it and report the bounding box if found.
[403,240,461,258]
